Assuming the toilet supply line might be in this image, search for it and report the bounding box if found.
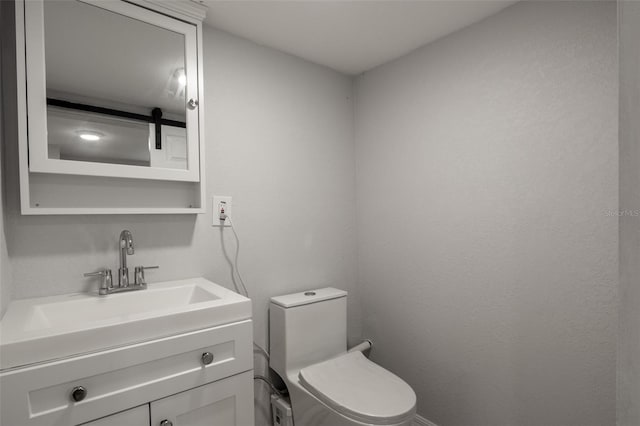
[255,374,286,396]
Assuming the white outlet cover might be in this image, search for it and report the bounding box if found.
[212,196,232,227]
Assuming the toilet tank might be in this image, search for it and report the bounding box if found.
[269,288,347,378]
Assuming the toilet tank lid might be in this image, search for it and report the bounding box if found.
[270,287,347,308]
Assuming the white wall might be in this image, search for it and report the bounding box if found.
[618,1,640,423]
[354,2,618,425]
[2,23,360,425]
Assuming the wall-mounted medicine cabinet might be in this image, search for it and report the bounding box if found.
[14,0,207,214]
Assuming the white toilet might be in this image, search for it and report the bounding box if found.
[269,288,416,426]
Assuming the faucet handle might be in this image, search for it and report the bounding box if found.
[134,266,158,286]
[84,269,113,295]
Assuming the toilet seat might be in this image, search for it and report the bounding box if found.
[298,351,416,425]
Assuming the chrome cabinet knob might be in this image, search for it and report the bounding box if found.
[187,98,198,110]
[160,420,173,426]
[70,386,87,402]
[201,351,214,365]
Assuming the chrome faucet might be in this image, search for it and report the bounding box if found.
[119,230,135,287]
[84,230,158,295]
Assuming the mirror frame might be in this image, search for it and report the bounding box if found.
[24,0,201,182]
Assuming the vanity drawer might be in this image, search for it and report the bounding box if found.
[0,320,252,426]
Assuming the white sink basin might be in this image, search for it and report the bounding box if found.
[25,283,220,331]
[0,278,251,370]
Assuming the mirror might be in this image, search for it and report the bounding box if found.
[45,0,186,169]
[25,0,200,181]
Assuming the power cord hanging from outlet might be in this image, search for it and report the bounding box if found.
[222,215,249,298]
[219,212,285,396]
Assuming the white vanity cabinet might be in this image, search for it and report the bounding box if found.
[80,405,149,426]
[0,320,255,426]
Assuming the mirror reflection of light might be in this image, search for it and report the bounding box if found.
[178,73,186,87]
[80,133,100,141]
[78,131,103,141]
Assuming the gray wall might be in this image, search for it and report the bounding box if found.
[2,23,360,426]
[618,1,640,424]
[354,2,618,425]
[0,0,14,317]
[0,86,11,318]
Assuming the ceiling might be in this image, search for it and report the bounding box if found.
[202,1,519,75]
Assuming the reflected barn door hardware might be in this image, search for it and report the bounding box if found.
[45,98,188,151]
[45,98,186,128]
[152,107,163,149]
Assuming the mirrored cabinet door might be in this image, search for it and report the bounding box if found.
[24,0,201,182]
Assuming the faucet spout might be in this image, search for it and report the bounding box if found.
[119,230,134,287]
[121,230,134,255]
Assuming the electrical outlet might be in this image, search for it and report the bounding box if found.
[212,196,232,227]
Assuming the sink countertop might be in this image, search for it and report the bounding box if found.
[0,277,252,371]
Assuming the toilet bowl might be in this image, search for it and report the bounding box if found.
[269,288,416,426]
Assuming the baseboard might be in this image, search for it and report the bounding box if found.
[413,413,438,426]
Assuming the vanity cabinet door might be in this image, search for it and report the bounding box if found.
[79,404,149,426]
[150,371,254,426]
